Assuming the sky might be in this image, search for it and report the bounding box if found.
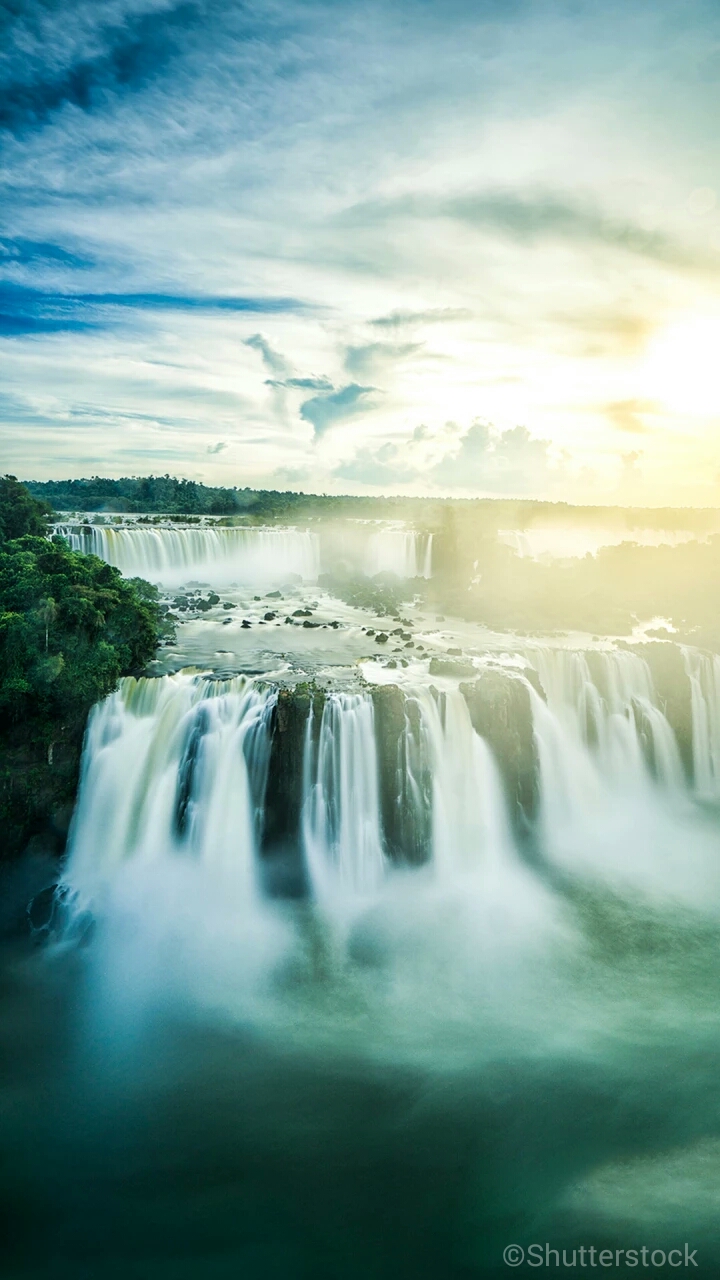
[3,0,720,504]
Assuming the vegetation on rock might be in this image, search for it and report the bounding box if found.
[0,477,163,859]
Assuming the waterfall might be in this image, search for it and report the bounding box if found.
[55,523,320,586]
[64,672,275,910]
[523,648,720,901]
[302,693,387,900]
[411,687,515,876]
[364,528,433,579]
[682,648,720,799]
[528,647,684,795]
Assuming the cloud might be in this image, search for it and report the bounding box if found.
[344,341,421,378]
[341,189,719,273]
[206,440,227,454]
[0,284,305,336]
[604,399,657,433]
[0,1,215,136]
[0,236,94,271]
[265,376,334,391]
[333,441,419,486]
[300,383,376,438]
[244,333,291,376]
[431,421,563,493]
[370,308,472,329]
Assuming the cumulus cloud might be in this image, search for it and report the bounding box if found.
[333,441,419,486]
[300,383,376,438]
[430,421,564,493]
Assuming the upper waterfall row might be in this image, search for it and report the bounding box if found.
[54,521,434,585]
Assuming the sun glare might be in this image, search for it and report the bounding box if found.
[641,311,720,418]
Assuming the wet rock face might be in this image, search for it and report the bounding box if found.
[261,685,324,896]
[371,685,432,866]
[460,670,539,836]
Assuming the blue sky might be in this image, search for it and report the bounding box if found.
[3,0,720,502]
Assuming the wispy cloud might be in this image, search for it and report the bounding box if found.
[0,283,306,335]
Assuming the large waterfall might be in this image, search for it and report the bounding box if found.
[25,638,720,1276]
[56,523,321,585]
[62,644,720,920]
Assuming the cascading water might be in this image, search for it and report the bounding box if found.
[56,523,321,586]
[410,687,514,877]
[682,648,720,799]
[528,647,685,797]
[301,692,386,901]
[65,672,275,911]
[525,646,720,903]
[364,528,433,579]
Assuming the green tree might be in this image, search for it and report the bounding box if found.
[0,479,163,859]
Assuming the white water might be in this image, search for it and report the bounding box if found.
[65,672,275,911]
[528,647,684,796]
[56,524,320,586]
[411,687,514,877]
[302,692,387,902]
[526,647,720,904]
[682,648,720,800]
[364,528,433,579]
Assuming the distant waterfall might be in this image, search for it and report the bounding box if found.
[302,693,386,900]
[364,529,433,579]
[682,649,720,798]
[56,524,320,586]
[65,673,275,909]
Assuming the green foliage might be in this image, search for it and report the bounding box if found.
[0,479,162,859]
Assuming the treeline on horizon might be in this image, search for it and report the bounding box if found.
[23,475,720,531]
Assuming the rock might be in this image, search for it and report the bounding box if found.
[292,608,313,617]
[264,611,277,621]
[223,602,236,609]
[460,670,539,836]
[266,590,282,599]
[208,593,220,605]
[447,646,462,656]
[303,619,320,629]
[371,685,431,866]
[262,685,324,896]
[375,633,389,643]
[428,657,476,678]
[242,620,252,628]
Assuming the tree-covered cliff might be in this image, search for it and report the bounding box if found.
[0,478,162,859]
